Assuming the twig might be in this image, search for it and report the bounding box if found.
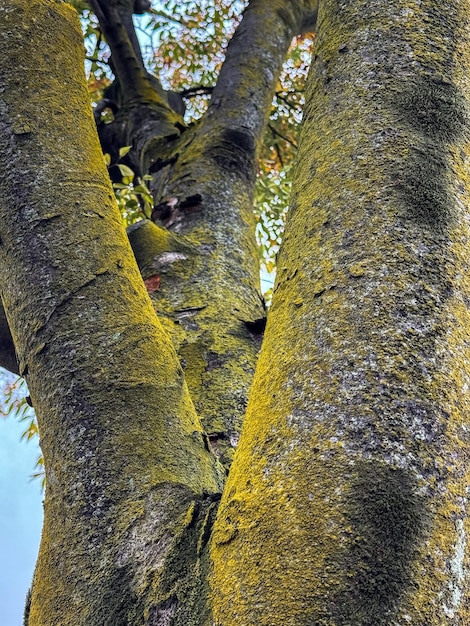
[268,123,298,149]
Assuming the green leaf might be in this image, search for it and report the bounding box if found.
[117,164,135,178]
[119,145,132,158]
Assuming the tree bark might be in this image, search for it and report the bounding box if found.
[0,2,222,624]
[126,0,319,467]
[5,0,469,624]
[211,0,470,623]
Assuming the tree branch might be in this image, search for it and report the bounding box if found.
[199,0,318,152]
[268,122,299,149]
[130,2,317,465]
[181,85,215,99]
[89,0,165,104]
[90,0,186,175]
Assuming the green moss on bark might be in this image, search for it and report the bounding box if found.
[0,3,223,624]
[210,0,470,623]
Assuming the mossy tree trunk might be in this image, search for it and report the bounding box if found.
[0,3,224,624]
[211,0,470,624]
[2,0,470,624]
[0,0,317,624]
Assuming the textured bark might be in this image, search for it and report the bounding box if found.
[0,2,222,624]
[211,0,470,624]
[5,0,469,624]
[126,0,319,467]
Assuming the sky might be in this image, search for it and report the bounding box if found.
[0,410,43,626]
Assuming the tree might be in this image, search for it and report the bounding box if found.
[1,0,469,623]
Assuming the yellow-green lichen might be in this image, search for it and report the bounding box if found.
[210,0,470,623]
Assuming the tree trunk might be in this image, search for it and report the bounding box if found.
[211,0,470,624]
[0,1,320,623]
[92,0,319,469]
[3,0,470,623]
[0,3,223,624]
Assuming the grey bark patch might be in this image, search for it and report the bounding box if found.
[223,128,255,154]
[93,565,139,625]
[397,143,454,229]
[207,128,256,182]
[149,597,177,626]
